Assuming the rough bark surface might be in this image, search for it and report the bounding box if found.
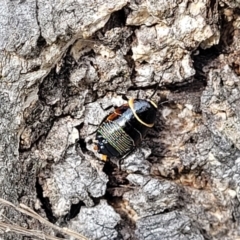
[1,0,240,239]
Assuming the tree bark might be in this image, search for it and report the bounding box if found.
[1,0,240,239]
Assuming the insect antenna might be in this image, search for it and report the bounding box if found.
[148,69,168,100]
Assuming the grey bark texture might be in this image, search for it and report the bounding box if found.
[0,0,240,239]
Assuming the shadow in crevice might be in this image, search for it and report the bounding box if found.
[78,138,87,153]
[103,161,130,198]
[103,161,136,238]
[191,3,237,81]
[35,178,57,223]
[64,201,85,221]
[192,46,221,82]
[103,8,128,31]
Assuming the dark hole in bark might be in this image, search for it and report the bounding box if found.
[78,138,87,153]
[36,35,47,48]
[172,166,180,176]
[188,136,195,144]
[192,46,221,82]
[30,65,41,72]
[122,94,128,101]
[26,35,48,58]
[76,123,89,153]
[92,197,101,205]
[64,201,85,221]
[102,161,137,235]
[127,83,160,92]
[103,161,130,198]
[75,122,84,131]
[103,8,128,31]
[35,178,57,223]
[104,161,113,175]
[56,233,65,238]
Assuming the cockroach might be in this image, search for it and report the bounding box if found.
[94,73,164,161]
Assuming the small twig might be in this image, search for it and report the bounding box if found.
[0,222,63,240]
[0,198,88,240]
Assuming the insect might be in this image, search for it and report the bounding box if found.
[94,97,158,161]
[93,70,167,161]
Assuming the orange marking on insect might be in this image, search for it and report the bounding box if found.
[107,111,121,121]
[101,155,108,161]
[106,104,129,121]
